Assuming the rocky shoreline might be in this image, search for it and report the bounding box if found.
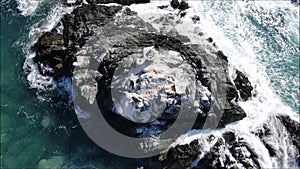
[31,0,300,168]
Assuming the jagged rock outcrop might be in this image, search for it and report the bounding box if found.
[234,70,253,101]
[32,2,248,136]
[29,1,300,169]
[30,2,265,168]
[277,115,300,152]
[170,0,189,10]
[33,5,123,78]
[141,132,261,169]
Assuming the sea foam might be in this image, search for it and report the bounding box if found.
[16,0,41,16]
[129,0,299,168]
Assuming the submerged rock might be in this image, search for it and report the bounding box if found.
[37,156,66,169]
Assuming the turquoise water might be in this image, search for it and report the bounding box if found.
[1,1,136,168]
[243,2,299,110]
[1,0,299,168]
[199,0,299,111]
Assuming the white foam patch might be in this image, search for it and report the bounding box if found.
[17,0,41,16]
[23,52,55,90]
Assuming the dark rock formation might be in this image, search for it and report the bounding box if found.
[93,31,247,134]
[234,70,253,101]
[142,133,261,169]
[197,137,260,169]
[192,15,200,23]
[217,104,247,128]
[31,3,254,168]
[179,11,187,18]
[32,31,70,77]
[277,115,300,151]
[206,37,213,43]
[223,131,236,144]
[171,0,189,10]
[253,124,277,157]
[32,0,248,142]
[291,0,300,6]
[33,5,123,78]
[162,140,201,168]
[178,0,189,10]
[170,0,180,9]
[140,140,201,169]
[94,31,243,136]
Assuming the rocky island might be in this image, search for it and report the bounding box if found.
[29,0,299,168]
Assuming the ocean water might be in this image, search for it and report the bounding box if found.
[1,0,299,168]
[1,0,136,168]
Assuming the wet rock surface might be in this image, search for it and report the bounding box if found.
[234,70,253,101]
[33,4,123,78]
[170,0,189,10]
[141,132,261,169]
[32,0,248,138]
[253,124,277,157]
[277,115,300,152]
[29,2,300,169]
